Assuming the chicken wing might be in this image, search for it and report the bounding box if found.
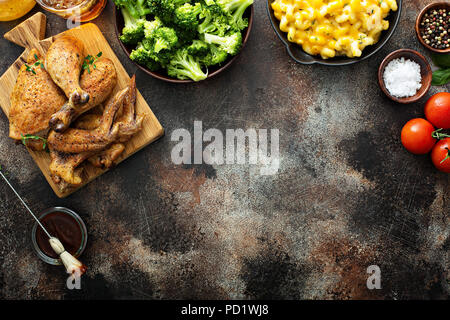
[49,57,117,132]
[72,76,143,141]
[73,113,103,130]
[9,49,66,142]
[87,143,125,169]
[49,76,144,188]
[115,75,145,143]
[45,35,89,105]
[50,151,92,186]
[86,76,144,169]
[48,87,128,154]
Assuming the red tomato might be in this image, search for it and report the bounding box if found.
[401,118,436,155]
[424,92,450,129]
[431,138,450,173]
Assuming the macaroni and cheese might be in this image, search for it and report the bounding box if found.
[271,0,398,59]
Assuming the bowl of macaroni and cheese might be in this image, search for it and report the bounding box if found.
[267,0,402,66]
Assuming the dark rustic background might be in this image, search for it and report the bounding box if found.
[0,0,448,299]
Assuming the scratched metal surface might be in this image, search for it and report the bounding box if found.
[0,0,448,300]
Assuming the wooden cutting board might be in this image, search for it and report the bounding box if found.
[0,13,164,198]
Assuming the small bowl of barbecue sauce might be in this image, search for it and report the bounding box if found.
[32,207,87,265]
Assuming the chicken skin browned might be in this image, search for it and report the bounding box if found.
[87,143,125,169]
[50,151,92,186]
[73,113,103,130]
[49,57,117,132]
[114,76,144,143]
[9,49,66,142]
[86,76,144,169]
[49,76,144,188]
[73,76,144,142]
[48,87,128,154]
[49,87,128,186]
[45,35,89,105]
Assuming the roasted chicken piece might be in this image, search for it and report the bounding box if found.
[114,76,144,143]
[73,113,103,130]
[49,76,144,187]
[49,57,117,132]
[45,35,89,105]
[75,76,144,140]
[87,76,144,169]
[87,143,125,169]
[48,87,128,154]
[50,151,92,186]
[49,87,128,186]
[9,49,66,144]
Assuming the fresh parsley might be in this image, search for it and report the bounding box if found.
[21,134,48,151]
[33,54,45,69]
[24,54,45,75]
[24,63,36,74]
[82,52,103,74]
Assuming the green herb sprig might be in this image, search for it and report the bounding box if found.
[432,128,450,140]
[82,52,103,74]
[431,53,450,86]
[21,134,48,151]
[24,54,45,75]
[24,63,36,75]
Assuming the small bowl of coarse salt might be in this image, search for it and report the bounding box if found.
[378,49,432,104]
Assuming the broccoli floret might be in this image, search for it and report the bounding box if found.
[215,0,246,12]
[147,0,192,23]
[197,5,230,35]
[174,3,202,30]
[140,18,180,63]
[130,42,161,70]
[114,0,152,19]
[143,17,163,38]
[187,39,209,56]
[121,0,248,81]
[200,44,228,66]
[216,0,253,30]
[203,31,242,55]
[153,27,179,52]
[167,48,208,81]
[141,38,173,66]
[119,7,146,44]
[139,26,178,65]
[203,0,216,6]
[228,0,252,30]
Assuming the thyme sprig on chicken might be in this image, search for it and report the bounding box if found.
[24,54,45,75]
[21,134,48,151]
[82,52,103,74]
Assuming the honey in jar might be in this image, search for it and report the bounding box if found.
[36,0,107,22]
[0,0,36,21]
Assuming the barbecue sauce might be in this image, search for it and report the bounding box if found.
[35,211,82,259]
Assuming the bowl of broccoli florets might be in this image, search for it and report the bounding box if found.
[113,0,254,83]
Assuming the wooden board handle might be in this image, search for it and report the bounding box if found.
[4,12,47,52]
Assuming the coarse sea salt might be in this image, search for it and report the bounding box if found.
[383,57,422,98]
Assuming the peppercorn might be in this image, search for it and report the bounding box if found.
[420,7,450,49]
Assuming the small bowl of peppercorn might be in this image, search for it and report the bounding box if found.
[415,2,450,53]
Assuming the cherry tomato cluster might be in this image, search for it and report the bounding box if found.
[401,92,450,173]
